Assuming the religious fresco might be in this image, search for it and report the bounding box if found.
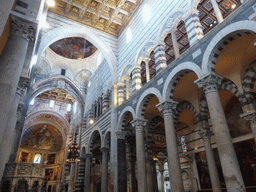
[21,124,62,151]
[49,37,97,59]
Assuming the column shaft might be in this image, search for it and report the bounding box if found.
[85,154,92,192]
[153,42,167,74]
[101,148,109,192]
[184,9,204,46]
[195,74,245,192]
[171,30,180,58]
[145,59,150,83]
[117,133,127,192]
[160,170,164,192]
[0,15,35,179]
[210,0,223,23]
[157,102,184,192]
[200,130,222,192]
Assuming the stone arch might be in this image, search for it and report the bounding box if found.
[118,106,135,130]
[202,20,256,74]
[220,79,248,110]
[157,9,186,42]
[242,60,256,106]
[23,110,70,142]
[162,62,203,101]
[28,75,85,113]
[103,131,111,148]
[88,129,102,154]
[190,0,201,9]
[174,101,200,124]
[135,40,155,65]
[35,25,118,82]
[119,63,133,81]
[136,87,162,118]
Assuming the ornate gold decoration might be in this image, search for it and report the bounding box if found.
[49,0,144,36]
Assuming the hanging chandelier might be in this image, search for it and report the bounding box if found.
[66,134,80,163]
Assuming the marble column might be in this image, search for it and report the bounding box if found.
[85,154,92,192]
[152,160,158,192]
[144,58,150,83]
[199,128,222,192]
[184,9,204,46]
[170,30,180,58]
[156,101,184,192]
[157,153,166,192]
[128,141,137,192]
[124,77,130,100]
[153,42,167,74]
[210,0,223,23]
[116,131,127,192]
[117,83,125,106]
[101,147,109,192]
[195,73,245,192]
[159,169,165,192]
[131,66,142,94]
[76,156,86,192]
[240,110,256,142]
[131,119,147,192]
[0,15,35,179]
[103,93,110,112]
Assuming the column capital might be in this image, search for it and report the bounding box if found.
[194,73,223,94]
[199,128,213,141]
[116,131,126,139]
[131,118,147,131]
[156,101,178,115]
[10,15,36,41]
[240,110,256,124]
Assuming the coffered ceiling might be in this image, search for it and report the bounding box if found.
[49,0,144,36]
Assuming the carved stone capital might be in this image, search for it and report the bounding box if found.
[131,119,147,131]
[156,101,178,115]
[194,73,222,94]
[116,131,126,139]
[240,110,256,124]
[199,128,213,141]
[10,16,36,41]
[16,77,30,96]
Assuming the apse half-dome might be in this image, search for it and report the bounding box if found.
[49,37,97,59]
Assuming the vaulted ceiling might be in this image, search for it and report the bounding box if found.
[49,0,144,36]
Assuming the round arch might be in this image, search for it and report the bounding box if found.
[202,20,256,74]
[136,87,163,118]
[135,40,155,65]
[117,106,136,129]
[162,62,203,100]
[87,129,102,154]
[35,25,118,82]
[28,75,85,114]
[103,131,111,148]
[157,9,186,42]
[23,110,70,144]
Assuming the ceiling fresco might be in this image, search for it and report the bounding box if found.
[48,0,144,36]
[49,37,97,59]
